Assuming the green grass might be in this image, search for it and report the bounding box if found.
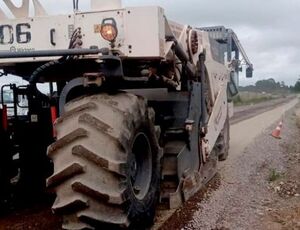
[268,168,281,182]
[233,92,274,106]
[295,112,300,129]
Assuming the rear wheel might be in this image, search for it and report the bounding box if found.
[47,93,160,229]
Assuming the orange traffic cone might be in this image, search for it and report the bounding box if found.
[271,121,282,139]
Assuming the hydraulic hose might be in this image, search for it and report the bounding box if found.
[29,59,63,84]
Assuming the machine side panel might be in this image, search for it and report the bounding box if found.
[0,15,73,64]
[123,6,165,58]
[0,6,166,65]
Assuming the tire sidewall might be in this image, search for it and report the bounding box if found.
[125,119,160,228]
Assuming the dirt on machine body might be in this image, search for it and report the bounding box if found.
[0,0,253,229]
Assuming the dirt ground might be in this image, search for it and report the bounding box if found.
[0,98,299,230]
[160,101,300,230]
[0,198,62,230]
[261,107,300,230]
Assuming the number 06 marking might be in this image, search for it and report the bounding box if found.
[0,25,14,44]
[0,23,31,45]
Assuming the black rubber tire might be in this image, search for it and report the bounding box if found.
[47,93,160,230]
[217,114,230,161]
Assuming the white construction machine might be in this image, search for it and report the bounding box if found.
[0,0,253,229]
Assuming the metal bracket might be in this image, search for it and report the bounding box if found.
[59,77,84,115]
[2,0,47,18]
[83,73,105,87]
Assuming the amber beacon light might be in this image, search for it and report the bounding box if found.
[100,18,118,42]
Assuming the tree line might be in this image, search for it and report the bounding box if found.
[239,78,297,93]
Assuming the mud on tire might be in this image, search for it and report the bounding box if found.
[47,93,160,229]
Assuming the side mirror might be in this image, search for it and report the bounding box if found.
[228,72,239,97]
[246,67,253,78]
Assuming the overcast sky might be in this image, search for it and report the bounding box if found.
[0,0,300,86]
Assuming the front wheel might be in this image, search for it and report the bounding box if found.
[47,93,160,229]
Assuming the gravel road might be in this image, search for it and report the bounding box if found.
[161,98,299,230]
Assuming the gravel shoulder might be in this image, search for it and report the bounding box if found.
[190,102,300,230]
[160,99,300,230]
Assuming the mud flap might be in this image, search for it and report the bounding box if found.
[169,180,184,209]
[182,152,218,202]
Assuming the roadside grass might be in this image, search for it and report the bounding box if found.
[233,92,275,106]
[268,168,282,182]
[291,104,300,130]
[295,113,300,129]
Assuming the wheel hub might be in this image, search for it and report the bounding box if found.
[129,132,152,200]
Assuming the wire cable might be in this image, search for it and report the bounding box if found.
[73,0,79,11]
[75,0,79,10]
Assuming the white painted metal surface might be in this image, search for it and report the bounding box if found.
[0,6,166,64]
[91,0,122,11]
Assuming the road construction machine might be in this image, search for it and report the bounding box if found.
[0,0,253,229]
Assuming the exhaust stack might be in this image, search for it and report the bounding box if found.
[91,0,122,11]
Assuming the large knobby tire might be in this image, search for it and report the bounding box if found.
[47,93,160,230]
[217,114,230,161]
